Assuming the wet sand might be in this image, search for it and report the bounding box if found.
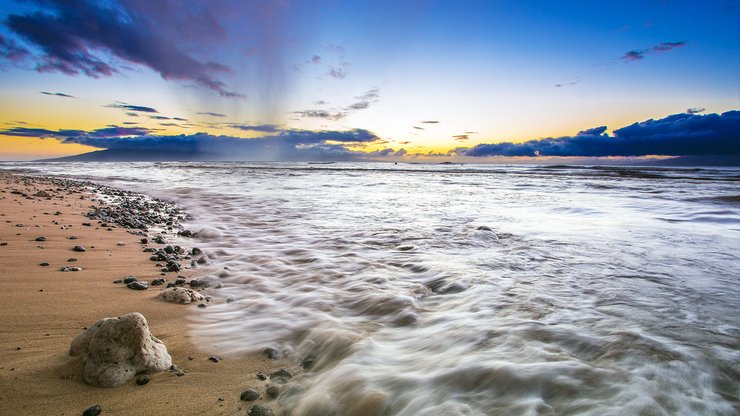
[0,172,281,416]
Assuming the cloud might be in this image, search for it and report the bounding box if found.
[328,67,347,79]
[293,110,347,121]
[345,87,380,111]
[453,134,470,141]
[0,33,30,62]
[457,111,740,157]
[420,120,439,124]
[413,126,424,130]
[107,102,159,113]
[40,91,75,98]
[197,112,226,118]
[230,124,281,133]
[149,115,170,120]
[687,107,705,114]
[1,125,151,139]
[1,124,387,161]
[620,41,687,62]
[311,55,321,64]
[4,0,241,97]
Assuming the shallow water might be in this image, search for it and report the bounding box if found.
[5,162,739,415]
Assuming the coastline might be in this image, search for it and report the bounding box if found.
[0,172,281,416]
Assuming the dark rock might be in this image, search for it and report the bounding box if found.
[166,282,176,288]
[196,256,207,264]
[256,372,267,380]
[82,222,91,226]
[208,356,220,363]
[269,369,292,384]
[68,235,78,240]
[113,280,123,284]
[247,405,275,416]
[197,303,206,308]
[154,235,167,244]
[123,275,137,284]
[265,386,279,399]
[82,404,102,416]
[301,355,316,370]
[174,369,185,376]
[40,262,50,267]
[140,238,148,244]
[68,258,77,262]
[180,229,192,237]
[166,261,181,272]
[263,348,280,360]
[476,225,494,231]
[72,245,86,252]
[135,375,150,385]
[143,247,156,253]
[191,247,202,255]
[240,389,260,401]
[149,255,159,261]
[35,236,47,241]
[151,278,166,286]
[127,281,148,290]
[164,245,175,254]
[175,278,186,286]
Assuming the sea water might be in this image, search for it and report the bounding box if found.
[5,162,739,415]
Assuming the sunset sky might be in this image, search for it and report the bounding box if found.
[0,0,738,161]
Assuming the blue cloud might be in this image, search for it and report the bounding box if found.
[458,111,740,157]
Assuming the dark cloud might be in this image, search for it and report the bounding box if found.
[4,0,240,97]
[345,87,380,111]
[1,125,151,139]
[172,117,188,122]
[315,100,327,105]
[453,134,470,141]
[620,41,687,62]
[230,124,281,133]
[107,102,158,113]
[413,126,424,130]
[457,111,740,157]
[347,102,369,110]
[0,33,29,62]
[293,110,347,121]
[197,112,226,118]
[311,55,321,64]
[1,124,386,161]
[687,107,705,114]
[125,112,139,117]
[420,120,439,124]
[149,115,170,120]
[40,91,75,98]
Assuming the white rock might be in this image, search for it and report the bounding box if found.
[158,287,205,304]
[69,312,172,387]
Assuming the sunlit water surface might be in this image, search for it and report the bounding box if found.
[5,162,739,415]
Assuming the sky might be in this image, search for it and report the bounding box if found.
[0,0,738,161]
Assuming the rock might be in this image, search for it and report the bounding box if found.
[263,348,280,360]
[143,247,156,252]
[247,405,275,416]
[35,236,47,241]
[256,372,267,380]
[116,242,126,246]
[157,287,204,304]
[197,303,206,308]
[269,368,292,384]
[301,355,316,370]
[140,238,148,244]
[113,279,123,284]
[196,256,207,264]
[154,235,167,244]
[191,247,202,255]
[180,229,192,237]
[166,261,181,272]
[123,276,137,284]
[476,225,493,231]
[127,281,149,290]
[189,276,221,289]
[135,375,150,385]
[68,258,78,262]
[72,245,86,252]
[61,266,82,272]
[40,262,50,267]
[82,404,102,416]
[69,312,172,387]
[265,386,279,399]
[151,278,166,286]
[240,389,260,401]
[208,356,220,363]
[149,255,159,261]
[175,278,186,286]
[68,235,79,240]
[164,245,175,254]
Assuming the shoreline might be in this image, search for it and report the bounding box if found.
[0,172,283,416]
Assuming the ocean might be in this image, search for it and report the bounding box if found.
[5,162,739,415]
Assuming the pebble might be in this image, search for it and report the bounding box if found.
[154,235,167,244]
[116,241,126,246]
[265,386,279,399]
[151,278,166,286]
[40,262,50,266]
[263,348,280,360]
[269,369,292,384]
[208,356,220,363]
[247,405,275,416]
[61,266,82,272]
[82,404,102,416]
[256,372,267,380]
[240,389,260,401]
[197,303,206,308]
[123,275,138,284]
[68,235,78,240]
[72,245,86,252]
[67,258,77,262]
[127,281,148,290]
[191,247,202,255]
[35,236,47,241]
[140,238,148,244]
[180,229,192,237]
[113,279,123,284]
[135,375,150,385]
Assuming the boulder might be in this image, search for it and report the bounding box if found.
[157,287,205,304]
[69,312,172,387]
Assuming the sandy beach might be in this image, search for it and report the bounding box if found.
[0,172,284,416]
